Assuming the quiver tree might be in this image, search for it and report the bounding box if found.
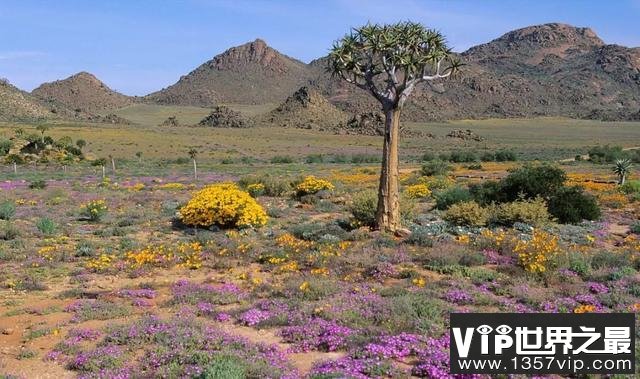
[36,124,50,144]
[188,148,198,180]
[613,158,632,185]
[328,22,461,232]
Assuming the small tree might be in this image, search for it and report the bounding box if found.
[36,124,50,143]
[613,158,632,185]
[92,158,107,178]
[328,22,461,232]
[135,151,143,163]
[108,154,116,173]
[76,139,86,151]
[188,148,198,180]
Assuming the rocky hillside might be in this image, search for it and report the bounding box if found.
[198,106,249,128]
[32,72,134,114]
[262,86,349,130]
[146,39,309,106]
[0,79,64,122]
[15,23,639,123]
[309,23,640,121]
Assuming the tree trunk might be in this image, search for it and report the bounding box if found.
[621,174,626,185]
[111,158,116,173]
[193,159,198,180]
[375,108,401,232]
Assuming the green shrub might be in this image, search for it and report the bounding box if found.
[0,139,12,156]
[75,240,95,257]
[421,160,451,176]
[491,197,551,226]
[348,191,413,227]
[421,152,436,161]
[443,201,489,226]
[196,355,246,379]
[238,176,290,197]
[29,179,47,190]
[469,180,504,205]
[434,186,471,210]
[80,200,108,222]
[588,145,626,163]
[351,154,379,163]
[331,154,348,163]
[270,155,294,164]
[36,217,57,236]
[501,164,566,201]
[548,186,601,224]
[480,152,495,162]
[495,150,517,162]
[631,221,640,234]
[0,201,16,220]
[0,221,20,240]
[459,252,486,266]
[591,250,631,270]
[448,150,478,163]
[5,154,24,164]
[620,180,640,195]
[405,228,434,247]
[305,154,324,163]
[349,191,377,227]
[289,221,347,242]
[388,293,445,334]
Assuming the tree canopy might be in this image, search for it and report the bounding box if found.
[328,21,462,109]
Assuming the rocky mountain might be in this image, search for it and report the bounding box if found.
[0,78,65,122]
[146,39,309,106]
[261,86,349,130]
[309,23,640,121]
[32,72,134,114]
[198,106,249,128]
[15,23,640,123]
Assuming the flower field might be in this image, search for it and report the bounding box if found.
[1,152,640,378]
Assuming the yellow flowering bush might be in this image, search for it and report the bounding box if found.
[515,229,559,273]
[127,183,145,191]
[37,246,57,261]
[179,183,267,228]
[157,182,186,190]
[574,304,596,313]
[597,193,628,208]
[404,183,431,199]
[443,201,489,226]
[475,229,510,251]
[418,175,455,191]
[246,183,265,197]
[125,242,203,269]
[80,200,108,221]
[176,242,203,269]
[295,176,335,196]
[412,277,426,287]
[86,254,116,272]
[276,233,314,253]
[491,197,551,226]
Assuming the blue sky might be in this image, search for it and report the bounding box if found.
[1,0,638,96]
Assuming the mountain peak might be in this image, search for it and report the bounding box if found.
[71,71,100,81]
[146,38,309,105]
[209,38,302,73]
[32,72,133,113]
[500,23,604,48]
[463,23,605,66]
